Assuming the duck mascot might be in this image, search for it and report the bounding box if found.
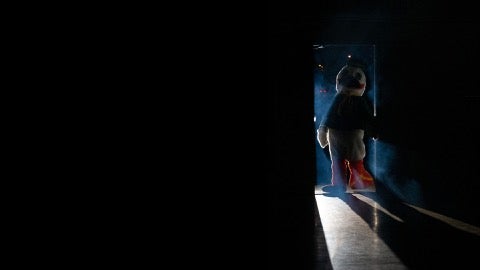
[317,58,377,193]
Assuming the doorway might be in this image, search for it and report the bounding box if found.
[313,44,376,191]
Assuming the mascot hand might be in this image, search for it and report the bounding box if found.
[317,127,328,148]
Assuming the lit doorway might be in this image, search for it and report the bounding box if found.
[313,44,376,191]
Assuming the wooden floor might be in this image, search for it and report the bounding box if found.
[313,184,480,269]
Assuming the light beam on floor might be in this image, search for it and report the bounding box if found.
[352,193,403,223]
[403,203,480,236]
[315,195,407,270]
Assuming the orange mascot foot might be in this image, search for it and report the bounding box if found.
[348,160,375,190]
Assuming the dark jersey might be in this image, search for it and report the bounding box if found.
[321,94,374,131]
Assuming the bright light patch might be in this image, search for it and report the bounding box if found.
[315,195,406,269]
[352,193,404,223]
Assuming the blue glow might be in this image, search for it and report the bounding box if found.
[367,140,424,205]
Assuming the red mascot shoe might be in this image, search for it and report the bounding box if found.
[348,160,375,191]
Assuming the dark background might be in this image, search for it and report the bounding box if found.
[268,1,480,269]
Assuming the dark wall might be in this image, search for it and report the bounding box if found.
[269,1,480,269]
[268,28,317,270]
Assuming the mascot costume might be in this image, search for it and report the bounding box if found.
[317,59,376,193]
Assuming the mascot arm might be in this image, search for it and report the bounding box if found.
[317,126,329,148]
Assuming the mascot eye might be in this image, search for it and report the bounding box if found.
[354,72,362,80]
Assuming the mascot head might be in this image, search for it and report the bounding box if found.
[336,58,367,96]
